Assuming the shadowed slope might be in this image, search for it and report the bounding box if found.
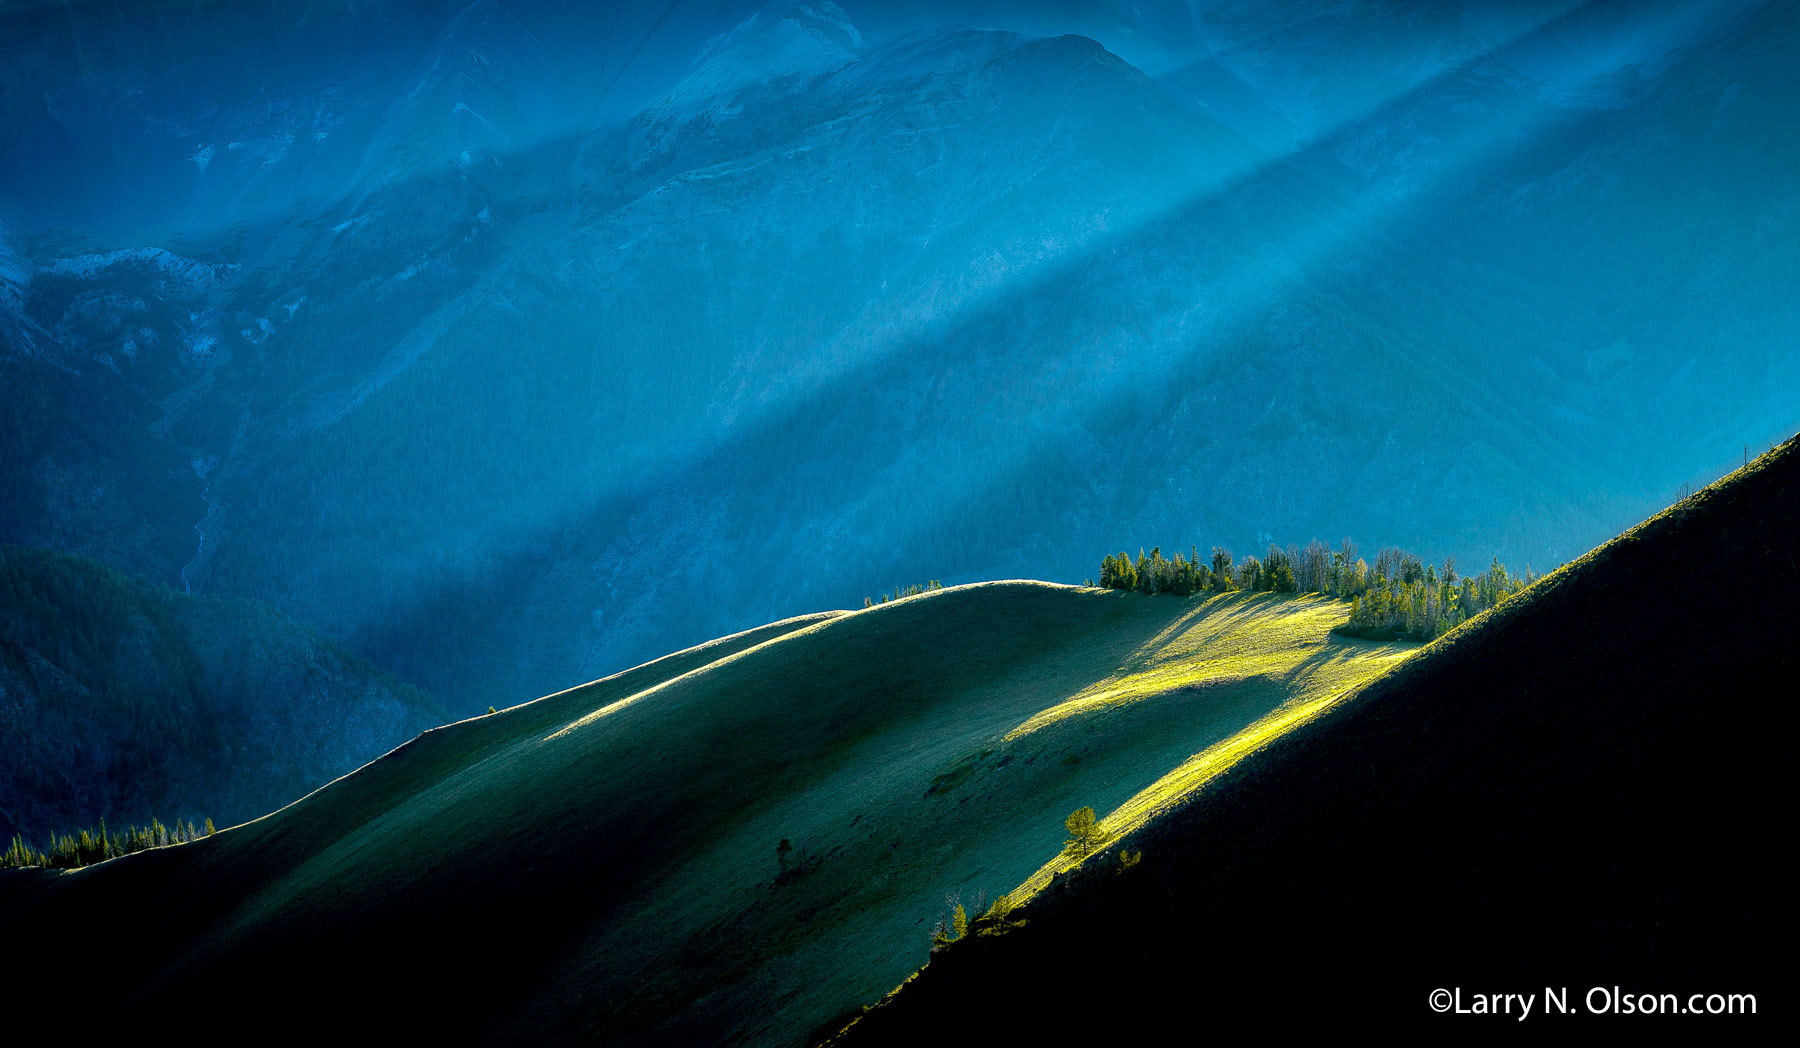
[0,582,1412,1044]
[835,435,1800,1041]
[0,544,446,840]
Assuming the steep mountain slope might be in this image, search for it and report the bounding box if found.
[0,546,444,842]
[2,2,1793,721]
[834,435,1800,1039]
[0,584,1414,1043]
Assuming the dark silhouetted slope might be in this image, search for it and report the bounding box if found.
[834,435,1799,1040]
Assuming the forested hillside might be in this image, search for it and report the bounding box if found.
[0,546,443,844]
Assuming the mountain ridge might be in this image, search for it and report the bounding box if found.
[0,576,1417,1043]
[2,0,1793,720]
[832,431,1799,1039]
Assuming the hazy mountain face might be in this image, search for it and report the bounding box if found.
[0,546,444,841]
[2,0,1795,711]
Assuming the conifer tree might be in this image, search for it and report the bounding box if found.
[1210,547,1235,591]
[1062,806,1111,860]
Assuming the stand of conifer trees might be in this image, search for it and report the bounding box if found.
[3,815,214,870]
[863,580,944,607]
[1098,540,1535,642]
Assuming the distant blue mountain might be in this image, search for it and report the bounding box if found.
[2,0,1794,712]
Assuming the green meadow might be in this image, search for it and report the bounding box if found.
[2,583,1413,1044]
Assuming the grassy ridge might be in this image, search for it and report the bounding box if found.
[0,582,1411,1044]
[837,435,1800,1041]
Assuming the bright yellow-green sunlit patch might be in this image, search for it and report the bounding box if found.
[46,581,1417,1048]
[1010,593,1415,898]
[1008,593,1398,740]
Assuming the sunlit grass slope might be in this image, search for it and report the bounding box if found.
[0,583,1411,1044]
[1004,595,1408,899]
[838,435,1800,1042]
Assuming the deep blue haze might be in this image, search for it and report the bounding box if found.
[2,0,1795,712]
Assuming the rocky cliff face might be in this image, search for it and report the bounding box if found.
[0,546,444,843]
